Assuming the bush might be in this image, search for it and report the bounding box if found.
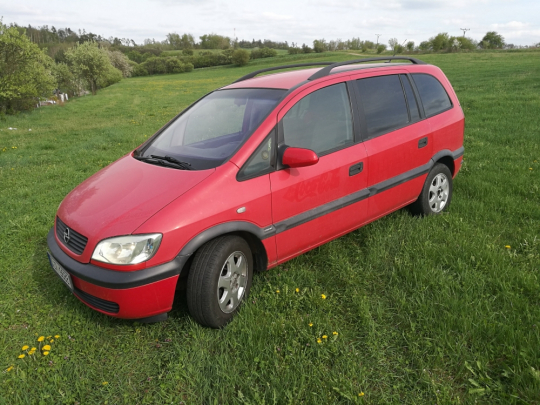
[107,50,133,77]
[232,49,250,66]
[0,22,56,113]
[288,47,301,55]
[131,64,148,77]
[376,44,386,54]
[250,47,277,59]
[182,48,194,56]
[301,44,312,53]
[480,31,505,49]
[183,62,194,72]
[97,64,122,88]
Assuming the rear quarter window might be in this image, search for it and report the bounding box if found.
[412,73,453,117]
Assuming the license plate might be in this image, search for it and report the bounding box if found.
[47,252,74,291]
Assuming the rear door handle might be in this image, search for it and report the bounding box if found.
[418,137,428,148]
[349,162,363,176]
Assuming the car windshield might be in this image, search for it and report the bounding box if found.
[138,88,286,170]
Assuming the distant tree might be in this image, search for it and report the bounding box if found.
[182,48,194,56]
[349,37,361,50]
[0,21,56,113]
[480,31,505,49]
[107,50,133,77]
[429,33,450,51]
[376,44,386,54]
[199,34,230,49]
[388,38,404,54]
[313,39,327,53]
[301,43,312,53]
[66,41,112,95]
[406,41,415,52]
[418,41,431,51]
[166,32,182,49]
[232,49,250,66]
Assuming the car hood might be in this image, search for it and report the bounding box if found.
[57,154,214,261]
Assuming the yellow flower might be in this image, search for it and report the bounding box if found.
[317,338,322,344]
[22,345,29,351]
[295,288,299,293]
[359,392,365,397]
[28,350,35,356]
[309,323,313,327]
[55,335,60,339]
[333,331,338,336]
[37,336,45,342]
[102,381,108,385]
[31,347,36,351]
[505,245,511,249]
[43,351,50,356]
[322,335,328,339]
[46,336,52,339]
[42,345,51,351]
[50,339,54,343]
[321,294,326,299]
[276,290,280,293]
[6,366,14,372]
[18,354,25,359]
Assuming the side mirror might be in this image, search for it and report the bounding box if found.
[282,147,319,168]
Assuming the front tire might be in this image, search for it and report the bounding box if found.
[186,235,253,328]
[409,163,453,216]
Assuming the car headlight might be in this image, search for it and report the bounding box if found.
[91,234,162,265]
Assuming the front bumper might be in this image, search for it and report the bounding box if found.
[47,229,182,319]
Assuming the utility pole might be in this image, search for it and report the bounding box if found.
[460,28,470,37]
[375,34,381,45]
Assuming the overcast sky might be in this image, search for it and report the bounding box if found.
[2,0,539,47]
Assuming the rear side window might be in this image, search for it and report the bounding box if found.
[412,74,452,117]
[282,83,353,155]
[356,75,409,138]
[401,74,421,123]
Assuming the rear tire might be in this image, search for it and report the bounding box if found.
[186,235,253,328]
[409,163,453,216]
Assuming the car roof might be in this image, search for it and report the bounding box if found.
[223,62,422,91]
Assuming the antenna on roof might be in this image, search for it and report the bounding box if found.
[460,28,470,37]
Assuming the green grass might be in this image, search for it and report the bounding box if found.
[1,51,539,404]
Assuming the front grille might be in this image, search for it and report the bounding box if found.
[56,217,88,255]
[74,288,120,314]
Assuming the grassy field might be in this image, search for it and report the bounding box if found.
[1,51,539,404]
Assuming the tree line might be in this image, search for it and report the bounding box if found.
[3,17,535,115]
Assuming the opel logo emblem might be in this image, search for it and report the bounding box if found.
[64,227,70,244]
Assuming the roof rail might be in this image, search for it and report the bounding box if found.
[232,62,335,84]
[307,57,427,81]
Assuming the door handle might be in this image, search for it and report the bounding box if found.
[349,162,363,176]
[418,137,428,148]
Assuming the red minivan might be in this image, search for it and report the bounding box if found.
[47,57,464,328]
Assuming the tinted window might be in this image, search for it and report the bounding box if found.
[401,74,421,122]
[356,75,409,138]
[141,88,285,170]
[412,74,452,117]
[238,131,274,180]
[282,83,353,155]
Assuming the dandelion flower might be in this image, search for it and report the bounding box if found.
[321,294,326,299]
[31,347,36,351]
[54,335,60,339]
[333,331,338,336]
[102,381,108,385]
[317,338,322,344]
[505,245,511,249]
[322,335,328,339]
[359,392,365,397]
[22,345,29,351]
[43,351,49,356]
[50,339,54,343]
[6,366,14,372]
[46,336,52,339]
[28,351,35,356]
[42,345,51,351]
[37,336,45,342]
[18,354,25,359]
[295,288,299,293]
[309,323,313,327]
[276,290,280,293]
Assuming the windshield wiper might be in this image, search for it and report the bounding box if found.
[135,155,193,170]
